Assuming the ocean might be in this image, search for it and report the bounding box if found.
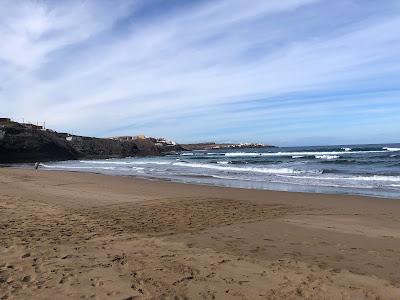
[39,144,400,199]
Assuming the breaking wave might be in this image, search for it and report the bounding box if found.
[384,147,400,152]
[315,155,340,160]
[172,162,302,174]
[224,149,389,157]
[40,164,144,171]
[35,143,400,199]
[291,174,400,183]
[79,160,170,165]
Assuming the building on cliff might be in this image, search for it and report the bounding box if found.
[0,117,11,123]
[110,135,147,141]
[23,123,43,130]
[155,138,176,146]
[66,135,83,142]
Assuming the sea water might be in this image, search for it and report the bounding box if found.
[39,144,400,199]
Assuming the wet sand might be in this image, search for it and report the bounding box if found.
[1,168,400,299]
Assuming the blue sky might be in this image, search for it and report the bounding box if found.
[1,0,400,146]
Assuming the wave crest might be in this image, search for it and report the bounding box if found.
[384,147,400,152]
[315,155,340,160]
[173,162,302,174]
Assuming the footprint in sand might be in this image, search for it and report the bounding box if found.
[89,277,104,287]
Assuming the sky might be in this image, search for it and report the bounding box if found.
[1,0,400,146]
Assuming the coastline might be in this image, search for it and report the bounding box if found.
[7,164,400,201]
[1,168,400,299]
[33,143,400,200]
[31,165,400,200]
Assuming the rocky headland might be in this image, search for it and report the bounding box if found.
[0,119,274,164]
[0,119,182,163]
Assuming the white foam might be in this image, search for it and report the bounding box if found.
[315,155,340,160]
[172,162,301,174]
[125,161,170,165]
[79,160,169,165]
[356,175,400,182]
[210,175,239,180]
[217,161,230,164]
[41,164,110,170]
[292,155,304,159]
[225,152,261,157]
[384,147,400,152]
[40,164,144,171]
[224,150,388,157]
[286,174,400,183]
[342,147,352,151]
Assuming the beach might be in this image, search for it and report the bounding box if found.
[1,168,400,299]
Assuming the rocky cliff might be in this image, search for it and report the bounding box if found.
[0,122,78,163]
[0,121,182,163]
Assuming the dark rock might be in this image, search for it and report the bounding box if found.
[0,122,78,163]
[0,120,184,163]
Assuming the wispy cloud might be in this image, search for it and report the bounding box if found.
[1,0,400,145]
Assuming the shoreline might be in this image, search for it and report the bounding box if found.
[1,167,400,299]
[8,164,400,201]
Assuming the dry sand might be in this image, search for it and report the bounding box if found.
[1,168,400,299]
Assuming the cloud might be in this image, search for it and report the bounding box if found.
[1,0,400,145]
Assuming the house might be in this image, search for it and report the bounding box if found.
[133,134,147,140]
[23,123,43,130]
[110,136,133,141]
[0,118,11,123]
[156,138,176,145]
[66,135,82,142]
[110,135,148,141]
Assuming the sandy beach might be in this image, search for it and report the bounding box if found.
[1,168,400,299]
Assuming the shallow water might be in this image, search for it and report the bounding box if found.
[38,143,400,199]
